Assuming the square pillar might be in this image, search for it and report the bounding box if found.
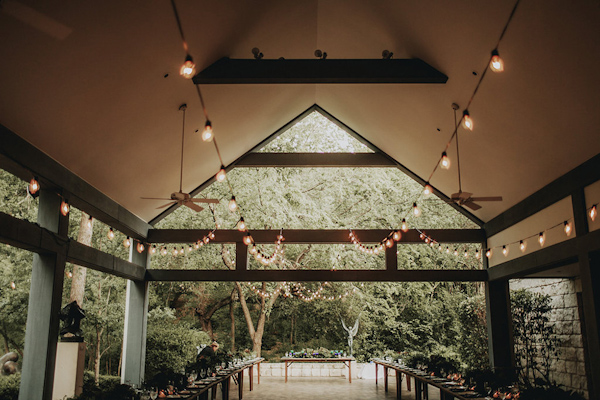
[121,246,149,386]
[485,280,515,378]
[19,190,68,400]
[579,252,600,400]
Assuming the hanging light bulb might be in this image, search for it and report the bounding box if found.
[237,217,247,232]
[446,246,450,254]
[203,236,210,244]
[202,120,213,142]
[538,232,546,247]
[87,216,93,229]
[385,238,394,248]
[401,219,408,232]
[180,54,196,79]
[485,248,492,258]
[209,231,215,239]
[490,49,504,72]
[228,196,238,212]
[249,245,258,254]
[150,245,157,255]
[520,240,527,253]
[28,177,40,195]
[123,237,131,248]
[216,166,227,182]
[464,249,469,258]
[161,247,168,256]
[179,247,185,255]
[475,249,480,259]
[440,152,451,169]
[563,221,572,237]
[454,249,459,256]
[393,231,401,241]
[107,228,115,240]
[412,202,421,217]
[172,247,179,256]
[423,183,433,198]
[137,242,145,253]
[10,281,16,290]
[502,245,509,257]
[67,271,73,278]
[590,205,597,221]
[462,110,473,131]
[60,199,70,216]
[243,233,253,246]
[194,242,200,250]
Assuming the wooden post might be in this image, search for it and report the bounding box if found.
[485,280,515,378]
[19,189,69,400]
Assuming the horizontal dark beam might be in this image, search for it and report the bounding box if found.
[193,57,448,84]
[484,153,600,237]
[235,153,396,168]
[487,228,600,281]
[147,229,485,244]
[0,212,145,281]
[0,124,151,239]
[67,242,145,281]
[145,269,487,282]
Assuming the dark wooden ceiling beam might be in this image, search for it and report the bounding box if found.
[145,268,487,282]
[484,153,600,237]
[0,124,151,239]
[147,228,485,244]
[193,57,448,84]
[235,152,396,167]
[67,241,145,281]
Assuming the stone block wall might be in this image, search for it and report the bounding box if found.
[510,278,588,398]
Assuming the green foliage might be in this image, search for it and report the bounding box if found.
[511,289,561,388]
[145,307,211,380]
[457,295,489,370]
[0,373,20,400]
[68,371,133,400]
[520,384,585,400]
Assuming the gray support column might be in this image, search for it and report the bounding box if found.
[121,245,149,386]
[485,280,515,378]
[19,189,68,400]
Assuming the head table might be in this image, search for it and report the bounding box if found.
[280,357,355,383]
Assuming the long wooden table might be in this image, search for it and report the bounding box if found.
[280,357,355,383]
[183,357,263,400]
[373,359,487,400]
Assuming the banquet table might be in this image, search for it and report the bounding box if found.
[372,359,487,400]
[177,357,263,400]
[280,357,355,383]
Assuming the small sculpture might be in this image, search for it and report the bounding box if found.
[59,300,86,339]
[341,313,361,357]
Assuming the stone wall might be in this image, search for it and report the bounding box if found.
[510,278,588,398]
[258,362,363,379]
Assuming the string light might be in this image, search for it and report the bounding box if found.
[440,152,451,169]
[179,247,185,255]
[401,219,408,232]
[519,240,526,253]
[475,249,480,259]
[10,282,16,290]
[180,55,196,79]
[150,245,157,255]
[486,248,492,258]
[107,228,115,240]
[87,216,93,229]
[228,196,238,212]
[123,237,131,248]
[412,202,421,217]
[28,177,40,195]
[563,221,572,236]
[237,217,247,232]
[136,242,145,253]
[60,199,70,216]
[590,205,597,222]
[67,271,73,278]
[393,231,401,241]
[216,166,227,182]
[462,110,473,131]
[490,49,504,72]
[243,233,254,246]
[161,247,168,256]
[172,247,179,256]
[538,232,546,247]
[201,120,213,142]
[502,245,509,257]
[464,249,469,258]
[423,183,433,197]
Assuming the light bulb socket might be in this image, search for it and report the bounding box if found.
[491,49,500,57]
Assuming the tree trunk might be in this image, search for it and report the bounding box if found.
[70,212,94,305]
[94,328,102,384]
[230,290,236,353]
[290,314,294,345]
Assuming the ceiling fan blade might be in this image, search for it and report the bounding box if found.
[463,201,482,211]
[184,202,204,212]
[451,192,472,200]
[141,197,172,200]
[155,201,176,209]
[189,198,220,204]
[470,196,503,202]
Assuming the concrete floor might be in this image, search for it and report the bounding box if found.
[223,376,444,400]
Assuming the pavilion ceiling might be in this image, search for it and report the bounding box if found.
[0,0,599,224]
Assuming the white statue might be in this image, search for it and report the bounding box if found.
[341,314,360,357]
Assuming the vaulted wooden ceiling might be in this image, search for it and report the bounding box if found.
[1,0,599,223]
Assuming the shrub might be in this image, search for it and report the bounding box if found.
[0,373,20,400]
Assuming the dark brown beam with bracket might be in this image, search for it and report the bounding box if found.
[0,124,151,240]
[484,153,600,237]
[147,228,485,244]
[145,268,487,282]
[235,153,396,168]
[193,57,448,84]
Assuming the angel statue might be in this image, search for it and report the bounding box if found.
[340,313,361,357]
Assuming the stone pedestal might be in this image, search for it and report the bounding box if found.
[52,341,85,400]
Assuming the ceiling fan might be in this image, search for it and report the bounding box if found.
[447,103,502,211]
[141,104,219,212]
